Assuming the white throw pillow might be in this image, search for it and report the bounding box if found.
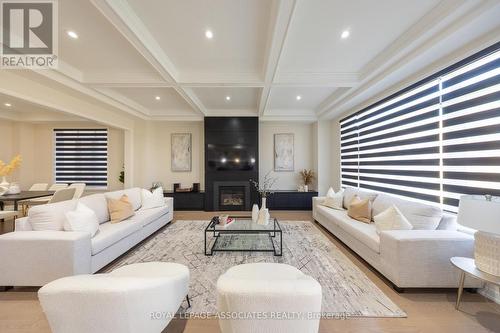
[28,200,77,231]
[373,205,413,234]
[322,189,344,210]
[141,187,165,210]
[64,203,99,237]
[326,187,335,198]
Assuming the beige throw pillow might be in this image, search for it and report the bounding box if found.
[347,195,372,223]
[107,194,134,223]
[373,205,413,234]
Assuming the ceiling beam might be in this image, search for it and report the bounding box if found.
[91,0,208,116]
[258,0,297,116]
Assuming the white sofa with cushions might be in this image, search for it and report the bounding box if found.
[0,188,173,287]
[313,187,480,289]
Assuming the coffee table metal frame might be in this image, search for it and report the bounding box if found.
[204,216,282,256]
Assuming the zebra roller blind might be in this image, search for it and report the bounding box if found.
[53,129,108,189]
[340,43,500,212]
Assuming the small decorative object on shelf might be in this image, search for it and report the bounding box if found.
[0,154,22,188]
[173,183,200,193]
[299,169,315,192]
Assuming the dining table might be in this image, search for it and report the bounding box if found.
[0,191,55,211]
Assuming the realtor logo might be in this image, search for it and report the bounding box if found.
[1,0,58,68]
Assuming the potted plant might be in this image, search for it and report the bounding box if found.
[299,169,315,192]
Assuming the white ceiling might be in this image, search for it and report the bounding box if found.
[6,0,500,122]
[0,93,88,122]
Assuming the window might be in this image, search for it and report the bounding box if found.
[53,129,108,189]
[340,42,500,212]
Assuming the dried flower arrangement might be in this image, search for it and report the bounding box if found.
[0,154,22,176]
[299,169,315,186]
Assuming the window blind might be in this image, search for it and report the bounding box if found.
[441,50,500,212]
[340,43,500,212]
[53,129,108,189]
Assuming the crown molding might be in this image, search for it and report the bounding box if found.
[273,72,359,87]
[149,114,204,121]
[259,114,317,123]
[179,72,264,86]
[83,72,171,86]
[206,109,258,117]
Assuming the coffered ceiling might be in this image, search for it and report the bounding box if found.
[4,0,499,122]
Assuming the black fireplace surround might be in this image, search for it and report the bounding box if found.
[205,117,259,211]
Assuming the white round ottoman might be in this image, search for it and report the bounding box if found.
[216,263,322,333]
[39,262,190,333]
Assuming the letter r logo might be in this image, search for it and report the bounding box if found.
[1,2,53,54]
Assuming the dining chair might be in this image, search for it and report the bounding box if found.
[48,188,76,204]
[0,211,19,231]
[29,183,49,191]
[21,183,70,215]
[68,183,86,200]
[48,183,69,191]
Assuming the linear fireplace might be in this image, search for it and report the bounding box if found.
[205,117,259,211]
[213,181,251,211]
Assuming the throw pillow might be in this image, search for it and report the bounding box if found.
[28,199,77,231]
[141,187,165,210]
[107,194,134,224]
[322,189,344,210]
[326,187,335,198]
[373,205,413,234]
[347,195,372,223]
[64,203,100,237]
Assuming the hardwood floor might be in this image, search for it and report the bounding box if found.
[1,211,499,333]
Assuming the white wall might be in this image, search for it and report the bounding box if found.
[259,121,315,191]
[132,120,204,191]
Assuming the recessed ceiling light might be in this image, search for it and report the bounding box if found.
[225,96,231,101]
[205,30,214,39]
[155,96,161,100]
[67,30,78,39]
[296,95,302,101]
[4,103,12,107]
[341,30,350,39]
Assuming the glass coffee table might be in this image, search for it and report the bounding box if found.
[204,216,282,256]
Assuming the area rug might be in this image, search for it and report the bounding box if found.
[103,220,406,318]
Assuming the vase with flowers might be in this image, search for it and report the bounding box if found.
[299,169,315,192]
[0,154,22,191]
[250,171,278,225]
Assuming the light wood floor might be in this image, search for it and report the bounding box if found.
[1,211,499,333]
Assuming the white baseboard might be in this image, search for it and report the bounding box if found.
[479,283,500,305]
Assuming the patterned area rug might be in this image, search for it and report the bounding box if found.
[104,220,406,318]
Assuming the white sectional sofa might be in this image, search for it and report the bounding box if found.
[0,188,173,287]
[313,187,480,290]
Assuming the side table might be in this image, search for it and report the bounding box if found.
[450,256,500,310]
